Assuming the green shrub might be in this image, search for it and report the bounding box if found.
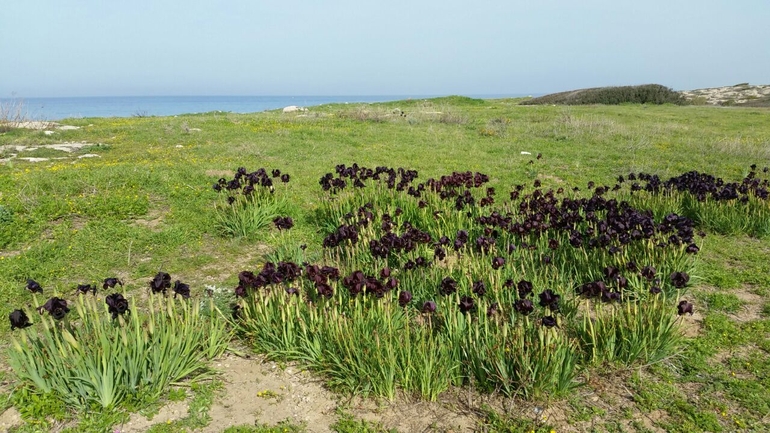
[521,84,686,106]
[8,294,229,410]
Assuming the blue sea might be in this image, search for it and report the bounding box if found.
[0,95,521,121]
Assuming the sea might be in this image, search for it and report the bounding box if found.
[0,95,521,121]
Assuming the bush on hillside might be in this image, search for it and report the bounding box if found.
[521,84,686,106]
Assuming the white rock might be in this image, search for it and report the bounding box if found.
[520,151,532,155]
[57,125,80,130]
[283,105,301,113]
[44,130,55,135]
[77,154,101,158]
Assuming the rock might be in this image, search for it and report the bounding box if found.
[44,130,55,135]
[57,125,80,131]
[282,106,307,113]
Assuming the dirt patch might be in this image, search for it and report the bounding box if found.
[121,354,340,433]
[205,169,235,179]
[0,407,23,432]
[204,355,339,432]
[131,205,168,232]
[192,238,271,285]
[121,400,189,432]
[730,288,764,322]
[678,310,704,338]
[347,390,478,433]
[120,354,483,433]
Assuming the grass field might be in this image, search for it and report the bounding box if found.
[1,97,769,432]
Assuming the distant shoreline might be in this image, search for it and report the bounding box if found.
[0,94,529,121]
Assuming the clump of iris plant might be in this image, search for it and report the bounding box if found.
[213,167,291,198]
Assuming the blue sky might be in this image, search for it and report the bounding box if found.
[1,1,768,97]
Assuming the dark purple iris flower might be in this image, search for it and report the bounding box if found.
[601,290,622,303]
[491,257,505,270]
[459,296,475,313]
[10,309,32,330]
[649,285,662,295]
[538,289,560,311]
[603,266,619,280]
[685,243,700,254]
[26,279,43,294]
[285,287,299,296]
[149,272,172,294]
[487,302,499,317]
[517,280,534,298]
[641,266,656,280]
[421,301,437,313]
[103,278,123,290]
[677,300,694,315]
[273,216,294,230]
[434,247,446,261]
[670,272,690,288]
[472,281,486,296]
[105,293,130,319]
[280,174,290,183]
[398,290,412,307]
[439,277,457,295]
[514,299,534,316]
[173,281,191,299]
[380,267,391,279]
[76,284,97,295]
[316,282,333,298]
[239,271,258,288]
[38,297,69,320]
[541,316,558,328]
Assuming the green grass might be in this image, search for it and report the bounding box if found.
[1,99,770,432]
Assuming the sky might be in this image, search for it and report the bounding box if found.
[1,0,768,97]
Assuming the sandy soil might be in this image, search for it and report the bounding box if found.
[680,83,770,105]
[118,353,478,432]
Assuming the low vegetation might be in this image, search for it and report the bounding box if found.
[521,84,686,106]
[1,97,769,432]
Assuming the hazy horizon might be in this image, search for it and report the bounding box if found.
[2,1,768,98]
